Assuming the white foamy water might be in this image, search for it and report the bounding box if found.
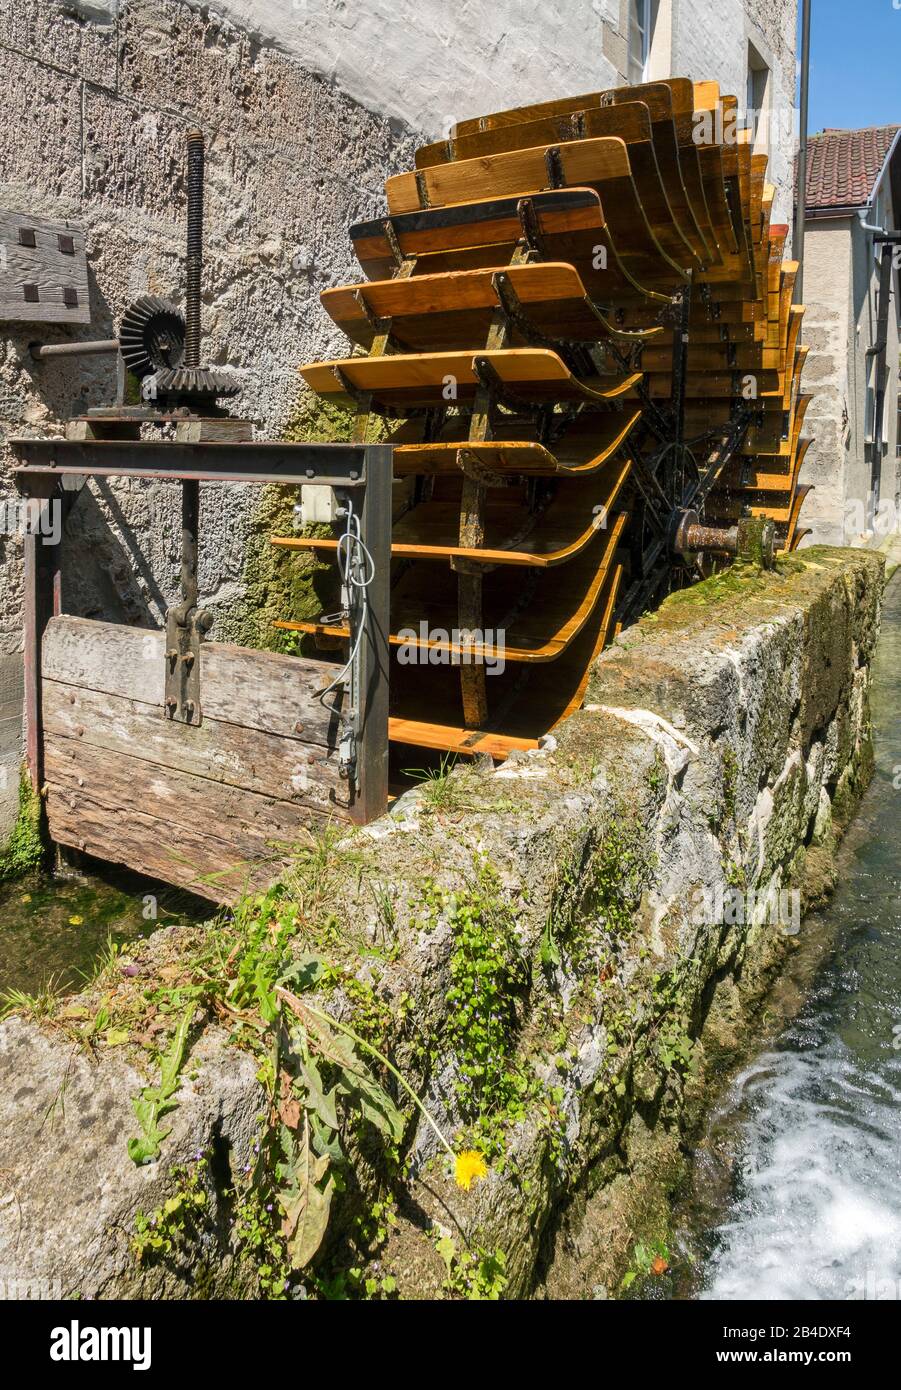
[699,573,901,1303]
[701,1044,901,1300]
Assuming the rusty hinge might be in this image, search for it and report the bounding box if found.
[164,605,211,725]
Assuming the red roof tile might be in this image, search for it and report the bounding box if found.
[802,125,900,210]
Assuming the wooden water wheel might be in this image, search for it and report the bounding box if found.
[272,77,812,758]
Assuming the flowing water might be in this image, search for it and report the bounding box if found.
[683,567,901,1301]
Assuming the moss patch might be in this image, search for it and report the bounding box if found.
[218,393,358,651]
[0,773,45,882]
[215,485,336,652]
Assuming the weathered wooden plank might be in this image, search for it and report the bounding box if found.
[41,617,345,746]
[0,209,90,324]
[44,739,346,902]
[43,680,349,816]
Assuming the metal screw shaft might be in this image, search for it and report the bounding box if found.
[184,129,204,370]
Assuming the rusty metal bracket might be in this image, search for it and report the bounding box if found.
[164,605,210,725]
[543,147,565,190]
[164,478,212,725]
[515,197,545,260]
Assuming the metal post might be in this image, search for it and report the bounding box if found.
[670,279,691,503]
[22,491,67,792]
[794,0,811,306]
[352,443,392,822]
[164,129,210,725]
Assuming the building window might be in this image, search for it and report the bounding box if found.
[746,41,769,135]
[628,0,652,85]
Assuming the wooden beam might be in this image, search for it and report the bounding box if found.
[0,209,90,324]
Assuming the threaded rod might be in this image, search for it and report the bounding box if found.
[184,129,204,370]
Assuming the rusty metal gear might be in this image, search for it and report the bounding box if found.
[151,364,239,399]
[118,295,185,379]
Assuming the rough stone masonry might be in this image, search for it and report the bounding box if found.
[0,549,883,1299]
[0,0,426,837]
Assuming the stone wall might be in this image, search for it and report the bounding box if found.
[797,218,855,546]
[800,212,901,548]
[671,0,798,227]
[0,547,882,1299]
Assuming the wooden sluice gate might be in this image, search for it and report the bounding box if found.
[13,437,392,902]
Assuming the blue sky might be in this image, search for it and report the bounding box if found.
[806,0,901,132]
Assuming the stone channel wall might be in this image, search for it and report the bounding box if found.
[0,547,883,1299]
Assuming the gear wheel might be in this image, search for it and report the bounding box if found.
[151,365,239,400]
[119,296,185,379]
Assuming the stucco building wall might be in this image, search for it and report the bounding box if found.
[670,0,797,228]
[800,201,901,547]
[799,219,854,546]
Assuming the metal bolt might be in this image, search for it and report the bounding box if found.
[166,648,178,662]
[183,652,195,668]
[185,700,196,717]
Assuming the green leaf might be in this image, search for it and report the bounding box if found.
[104,1028,130,1047]
[279,954,326,992]
[158,1007,193,1096]
[127,1122,169,1165]
[540,919,561,968]
[298,1057,340,1132]
[279,1118,335,1270]
[126,1005,193,1165]
[349,1072,405,1143]
[435,1235,457,1275]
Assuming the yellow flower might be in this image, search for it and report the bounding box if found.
[454,1150,488,1191]
[20,894,32,904]
[68,915,84,926]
